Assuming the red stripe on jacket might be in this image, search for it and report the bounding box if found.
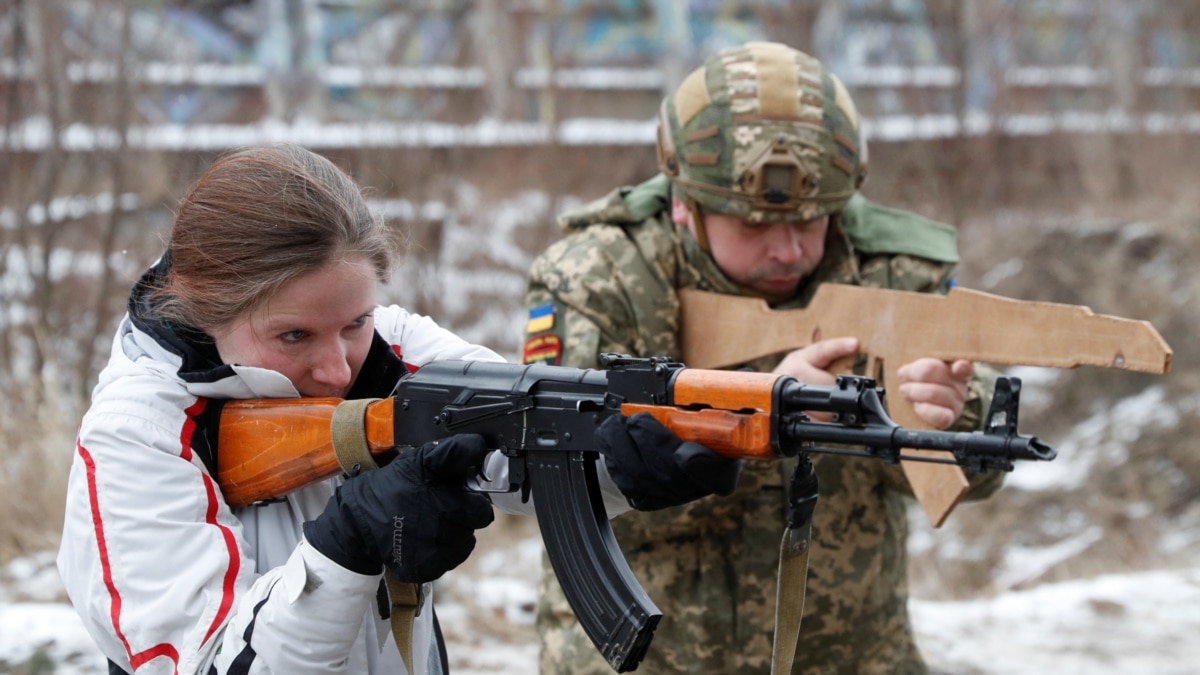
[180,398,242,648]
[79,396,242,673]
[80,440,181,672]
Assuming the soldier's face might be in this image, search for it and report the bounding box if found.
[678,200,829,302]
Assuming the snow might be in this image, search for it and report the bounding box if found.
[6,58,1197,91]
[0,193,141,229]
[913,569,1200,675]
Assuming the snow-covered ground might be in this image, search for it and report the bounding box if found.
[913,568,1200,675]
[4,543,1199,674]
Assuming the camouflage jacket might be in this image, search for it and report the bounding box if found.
[523,174,1003,674]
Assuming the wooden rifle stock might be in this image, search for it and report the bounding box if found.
[216,397,395,508]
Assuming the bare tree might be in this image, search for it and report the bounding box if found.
[79,1,136,407]
[10,0,70,387]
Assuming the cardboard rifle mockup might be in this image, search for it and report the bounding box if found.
[679,284,1173,526]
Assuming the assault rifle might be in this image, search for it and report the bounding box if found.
[216,354,1054,672]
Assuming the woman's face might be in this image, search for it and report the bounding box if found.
[213,256,378,398]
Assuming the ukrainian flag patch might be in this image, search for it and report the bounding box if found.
[525,303,555,334]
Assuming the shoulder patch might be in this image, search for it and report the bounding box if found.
[525,303,556,334]
[523,333,562,366]
[523,300,566,366]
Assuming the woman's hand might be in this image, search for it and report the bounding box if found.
[304,434,495,582]
[597,413,742,511]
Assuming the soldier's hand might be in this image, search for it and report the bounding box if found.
[773,337,859,385]
[774,337,859,421]
[896,358,972,429]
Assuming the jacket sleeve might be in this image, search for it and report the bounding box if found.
[58,387,386,675]
[373,304,505,366]
[213,540,385,674]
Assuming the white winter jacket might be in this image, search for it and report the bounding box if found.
[57,261,627,674]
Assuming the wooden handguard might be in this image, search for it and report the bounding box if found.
[621,369,781,460]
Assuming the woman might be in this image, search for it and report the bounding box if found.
[57,144,739,674]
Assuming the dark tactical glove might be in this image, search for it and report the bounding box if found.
[597,412,742,511]
[304,434,495,583]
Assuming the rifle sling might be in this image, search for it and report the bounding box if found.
[771,522,812,675]
[384,575,423,673]
[772,459,818,673]
[330,397,421,671]
[331,398,382,475]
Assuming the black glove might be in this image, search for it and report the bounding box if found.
[304,434,495,583]
[596,413,742,511]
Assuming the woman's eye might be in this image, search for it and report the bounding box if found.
[348,313,373,330]
[280,330,306,343]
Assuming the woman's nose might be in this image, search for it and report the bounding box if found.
[311,341,353,389]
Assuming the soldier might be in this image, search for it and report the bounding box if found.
[522,41,1004,673]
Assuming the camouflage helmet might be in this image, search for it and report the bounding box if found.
[656,41,868,224]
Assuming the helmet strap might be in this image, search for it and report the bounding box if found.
[685,197,712,254]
